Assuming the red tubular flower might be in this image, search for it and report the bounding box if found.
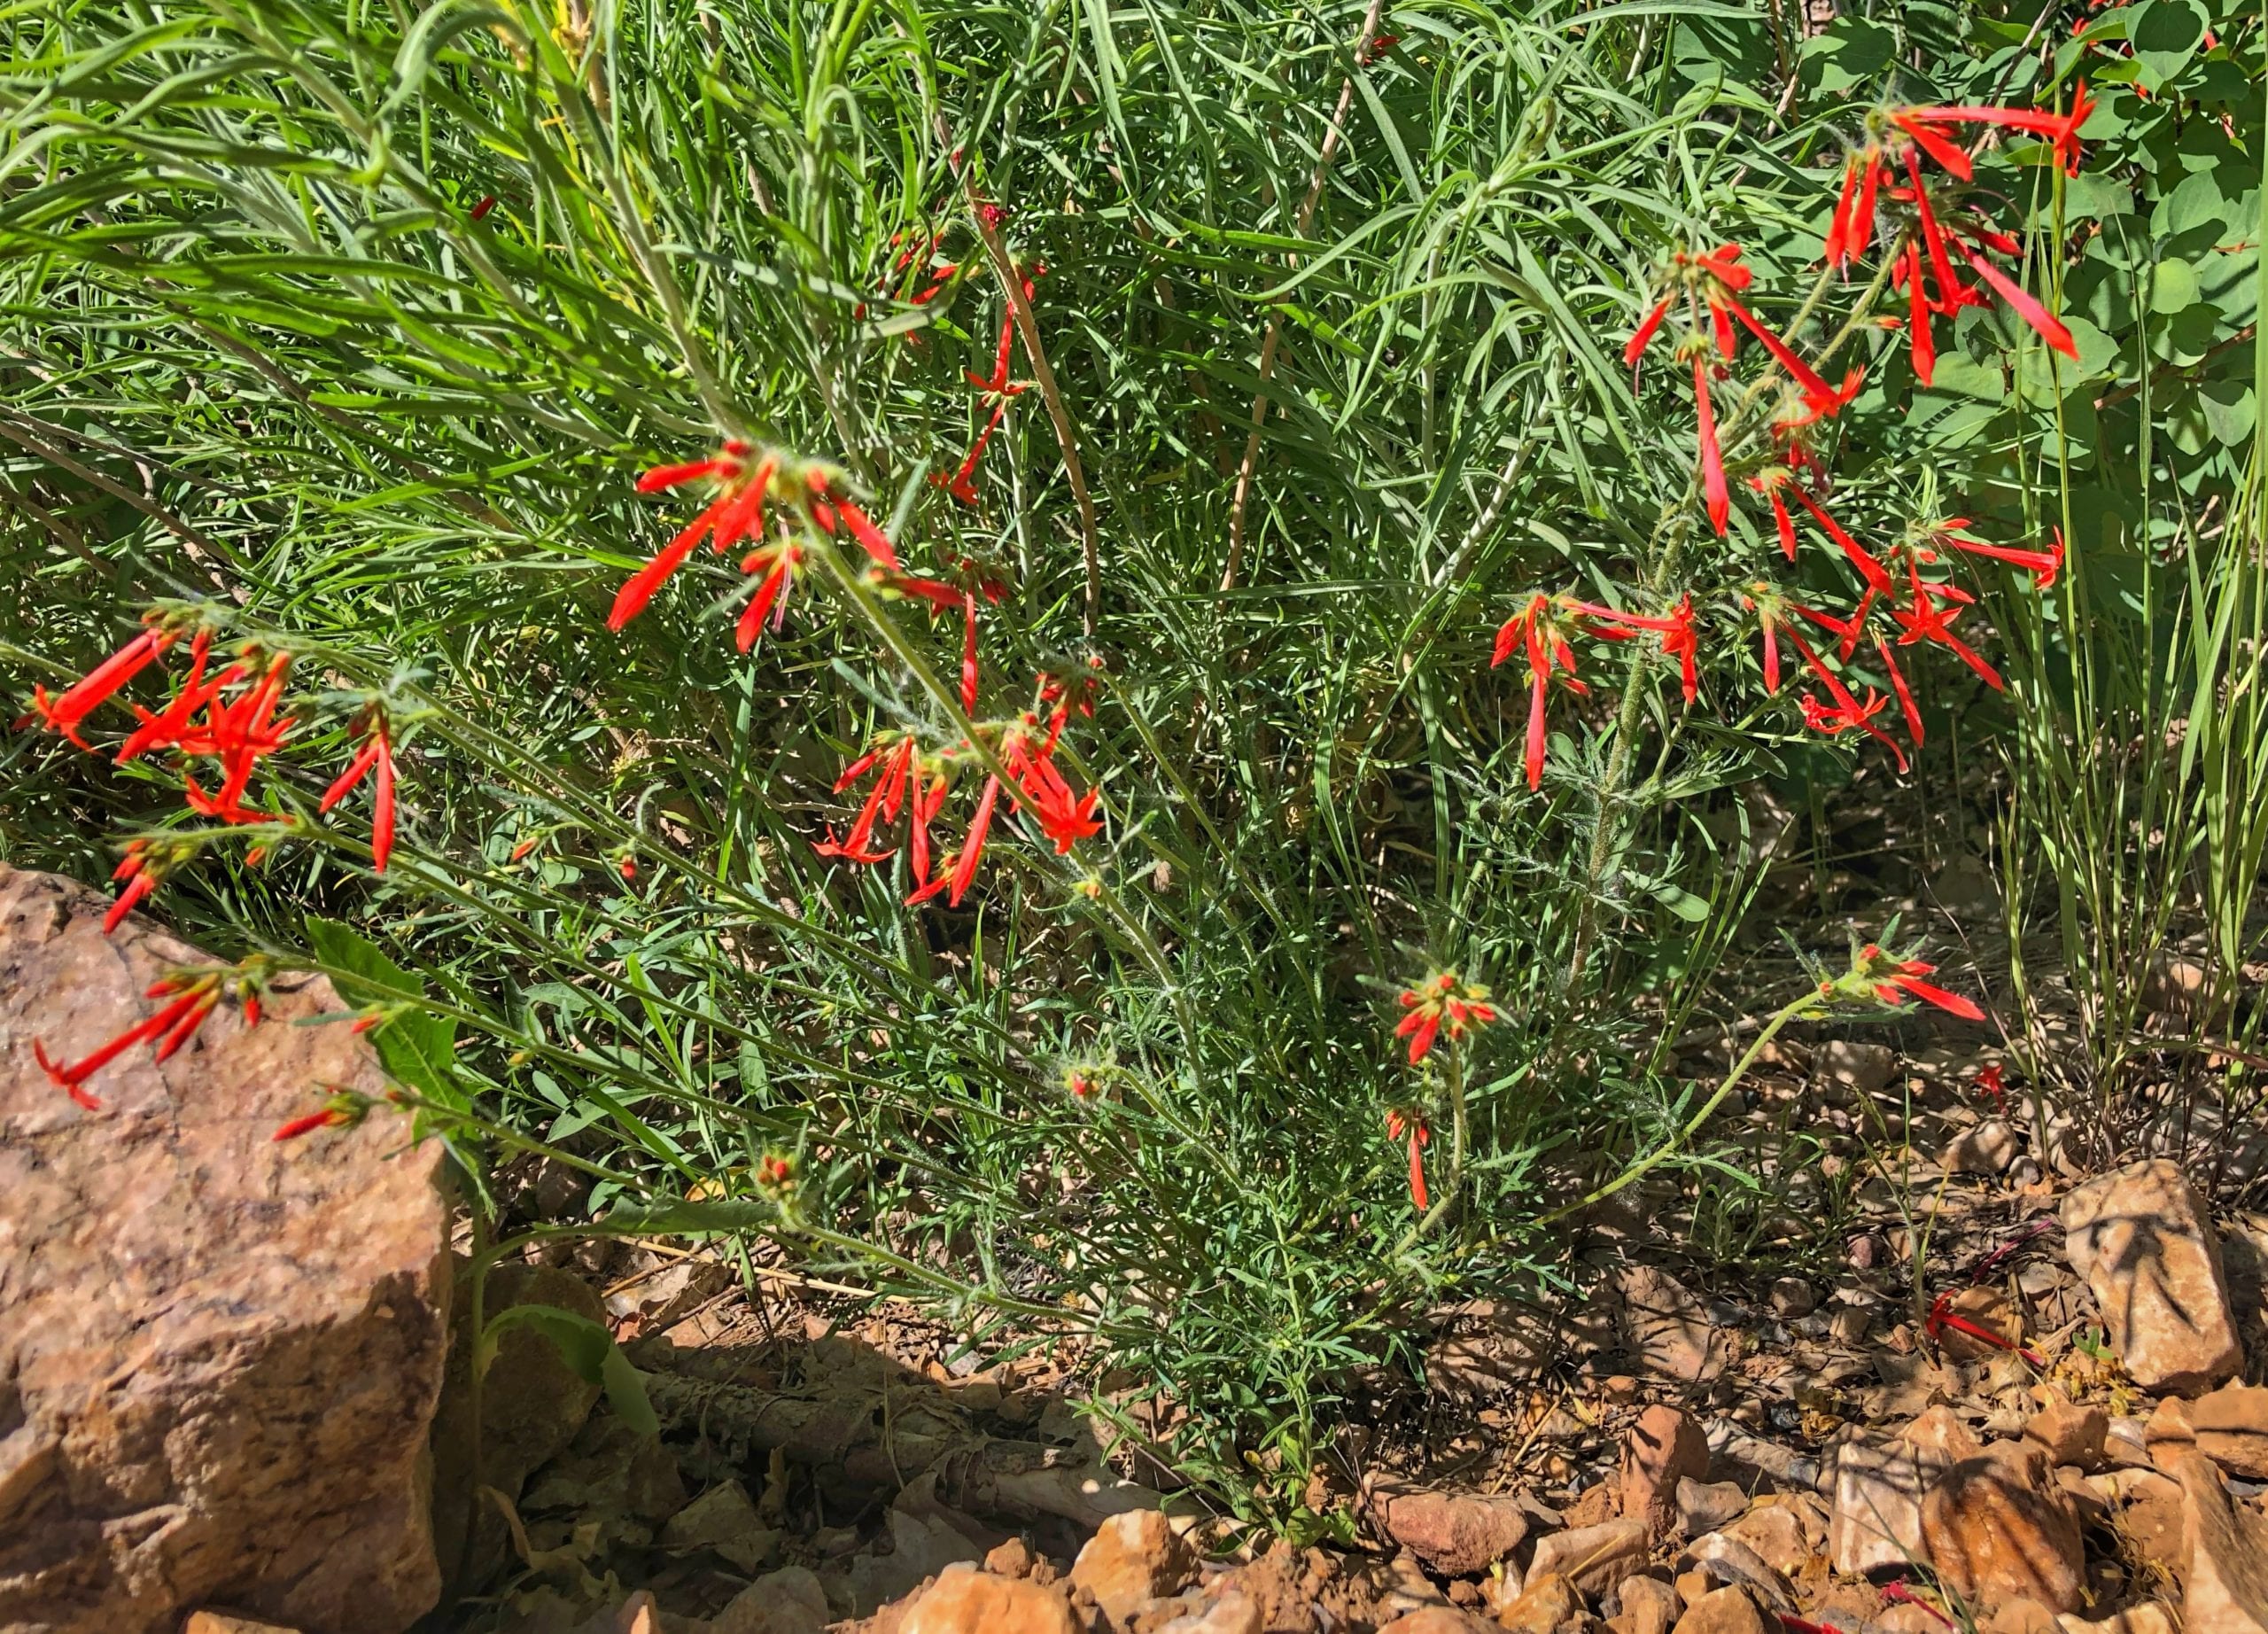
[1927,1290,2047,1365]
[1623,298,1672,370]
[815,734,917,867]
[1385,1109,1430,1210]
[1933,519,2064,589]
[118,631,237,764]
[811,486,903,572]
[1826,147,1887,268]
[1903,242,1938,385]
[930,774,1001,908]
[1948,237,2078,360]
[1975,1062,2008,1111]
[1865,944,1985,1020]
[105,868,156,934]
[273,1107,351,1141]
[320,716,396,873]
[33,982,215,1109]
[1491,594,1587,791]
[1394,969,1496,1063]
[1713,292,1849,416]
[1693,354,1728,536]
[1784,627,1909,773]
[1875,634,1924,746]
[1890,111,1977,180]
[31,625,171,750]
[1901,151,1972,315]
[614,445,778,631]
[1892,563,2007,689]
[1574,596,1701,704]
[1898,88,2095,175]
[1785,485,1891,593]
[1750,471,1800,561]
[734,541,805,653]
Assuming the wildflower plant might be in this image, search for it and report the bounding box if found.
[2,0,2256,1515]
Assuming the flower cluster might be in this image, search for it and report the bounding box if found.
[1503,88,2091,789]
[25,614,408,922]
[620,436,1104,906]
[1394,969,1496,1064]
[35,958,274,1110]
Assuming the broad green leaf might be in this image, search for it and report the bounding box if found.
[305,917,464,1109]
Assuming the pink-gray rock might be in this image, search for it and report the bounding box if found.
[1494,1572,1585,1634]
[1619,1406,1710,1539]
[1618,1267,1727,1384]
[899,1565,1077,1634]
[0,864,451,1634]
[1528,1519,1650,1597]
[2062,1159,2244,1396]
[1829,1436,1946,1576]
[1068,1507,1193,1626]
[1668,1585,1769,1634]
[1674,1480,1750,1540]
[2170,1453,2268,1634]
[1368,1481,1531,1576]
[1919,1443,2085,1615]
[2023,1398,2108,1470]
[2176,1384,2268,1480]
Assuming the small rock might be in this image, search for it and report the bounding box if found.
[1528,1519,1651,1597]
[1370,1481,1532,1576]
[1675,1480,1750,1539]
[1156,1595,1262,1634]
[2106,1415,2155,1468]
[1880,1606,1952,1634]
[899,1565,1078,1634]
[1680,1534,1795,1615]
[986,1538,1036,1579]
[1829,1437,1947,1575]
[1904,1405,1984,1460]
[1668,1585,1768,1634]
[1611,1576,1682,1634]
[2024,1398,2109,1470]
[1768,1279,1817,1319]
[1982,1600,2059,1634]
[1921,1443,2085,1613]
[1946,1120,2020,1176]
[1375,1612,1500,1634]
[1379,1547,1450,1615]
[2147,1396,2199,1473]
[1717,1505,1814,1577]
[1618,1267,1727,1384]
[2187,1383,2268,1480]
[1619,1406,1711,1540]
[2171,1453,2268,1634]
[2058,1605,2176,1634]
[1674,1571,1711,1610]
[661,1480,779,1573]
[1068,1509,1195,1627]
[183,1617,303,1634]
[2062,1159,2245,1396]
[712,1566,831,1634]
[1816,1040,1897,1095]
[1495,1572,1584,1634]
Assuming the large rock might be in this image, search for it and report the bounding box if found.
[0,864,451,1634]
[1368,1480,1531,1576]
[1618,1268,1727,1383]
[1494,1572,1584,1634]
[1619,1407,1710,1540]
[1068,1507,1193,1626]
[2062,1159,2244,1395]
[1829,1435,1947,1576]
[899,1564,1077,1634]
[2170,1454,2268,1634]
[1920,1443,2085,1614]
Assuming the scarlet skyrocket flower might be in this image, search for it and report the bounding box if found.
[1394,969,1496,1064]
[815,732,922,868]
[1385,1109,1430,1210]
[1891,559,2006,689]
[614,440,781,631]
[1860,941,1986,1019]
[29,620,174,749]
[33,971,229,1109]
[320,712,397,874]
[1490,593,1588,790]
[1570,595,1702,704]
[1928,518,2064,589]
[1928,1289,2047,1365]
[1784,628,1909,773]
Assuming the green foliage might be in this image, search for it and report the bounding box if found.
[478,1300,659,1437]
[1,0,2256,1515]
